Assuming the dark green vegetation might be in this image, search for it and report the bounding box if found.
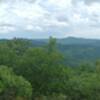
[32,37,100,66]
[0,37,100,100]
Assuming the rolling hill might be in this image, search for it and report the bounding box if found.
[31,37,100,66]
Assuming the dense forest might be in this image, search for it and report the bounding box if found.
[0,37,100,100]
[31,37,100,66]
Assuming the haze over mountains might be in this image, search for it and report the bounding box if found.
[25,37,100,66]
[30,36,100,46]
[0,37,100,67]
[1,36,100,47]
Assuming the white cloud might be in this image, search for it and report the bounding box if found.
[26,25,43,31]
[0,25,16,33]
[48,0,71,9]
[0,0,100,38]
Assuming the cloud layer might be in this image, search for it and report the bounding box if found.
[0,0,100,38]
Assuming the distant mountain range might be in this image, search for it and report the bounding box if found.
[0,37,100,66]
[57,37,100,45]
[30,37,100,45]
[1,36,100,45]
[31,37,100,66]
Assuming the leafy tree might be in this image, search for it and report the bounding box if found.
[0,66,32,100]
[66,69,100,100]
[14,37,67,99]
[96,59,100,73]
[1,38,100,100]
[0,44,16,67]
[7,38,32,55]
[46,36,57,53]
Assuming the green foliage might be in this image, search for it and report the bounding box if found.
[15,47,67,96]
[0,66,32,100]
[34,93,67,100]
[0,37,100,100]
[0,44,16,66]
[7,38,32,55]
[67,73,100,100]
[46,36,57,53]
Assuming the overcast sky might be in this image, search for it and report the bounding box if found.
[0,0,100,39]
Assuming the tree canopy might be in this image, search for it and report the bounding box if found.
[0,37,100,100]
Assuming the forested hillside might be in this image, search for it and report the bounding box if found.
[31,37,100,66]
[0,37,100,100]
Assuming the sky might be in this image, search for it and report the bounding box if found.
[0,0,100,39]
